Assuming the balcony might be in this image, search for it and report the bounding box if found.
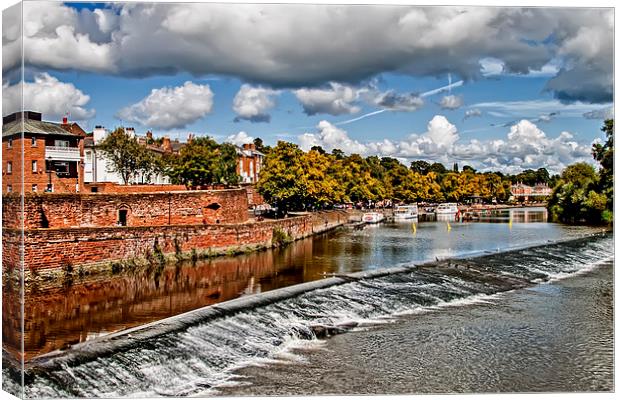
[45,146,81,161]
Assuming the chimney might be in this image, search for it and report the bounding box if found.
[162,136,172,152]
[187,133,194,143]
[62,116,68,124]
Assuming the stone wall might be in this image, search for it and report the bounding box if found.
[16,211,345,273]
[84,183,188,193]
[3,188,249,229]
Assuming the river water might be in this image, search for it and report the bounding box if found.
[2,208,614,397]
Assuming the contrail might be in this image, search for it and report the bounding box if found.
[334,79,464,126]
[420,80,464,98]
[335,109,388,126]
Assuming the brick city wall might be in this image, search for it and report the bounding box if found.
[84,183,188,193]
[3,188,249,229]
[16,211,345,272]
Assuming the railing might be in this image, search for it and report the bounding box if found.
[45,146,81,161]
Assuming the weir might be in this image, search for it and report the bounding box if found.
[6,231,613,398]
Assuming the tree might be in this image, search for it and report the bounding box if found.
[453,162,459,173]
[592,119,613,211]
[410,160,431,175]
[98,128,153,185]
[216,143,240,185]
[167,137,220,188]
[253,137,271,154]
[429,162,447,175]
[257,141,309,214]
[547,162,606,224]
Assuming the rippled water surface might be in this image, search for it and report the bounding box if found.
[1,210,613,397]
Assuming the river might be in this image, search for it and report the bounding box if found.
[1,208,613,397]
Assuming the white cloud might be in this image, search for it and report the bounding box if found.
[116,81,213,130]
[2,73,95,120]
[471,99,613,118]
[297,115,594,174]
[463,108,482,120]
[299,120,367,154]
[439,95,464,110]
[6,3,611,103]
[226,131,255,146]
[583,107,614,120]
[294,83,361,116]
[233,84,279,123]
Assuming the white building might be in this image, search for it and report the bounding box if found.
[83,126,171,185]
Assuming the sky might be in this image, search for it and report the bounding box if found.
[1,2,615,174]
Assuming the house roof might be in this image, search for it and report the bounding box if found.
[2,118,83,138]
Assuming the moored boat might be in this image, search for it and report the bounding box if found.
[394,204,418,220]
[362,212,385,224]
[435,203,459,215]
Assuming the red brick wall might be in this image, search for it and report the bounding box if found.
[15,211,346,272]
[3,188,249,229]
[84,183,188,193]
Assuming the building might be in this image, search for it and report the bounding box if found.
[510,182,552,202]
[237,143,264,184]
[2,111,85,194]
[83,126,172,186]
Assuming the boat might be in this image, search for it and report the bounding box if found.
[435,203,459,215]
[362,212,385,224]
[393,204,418,220]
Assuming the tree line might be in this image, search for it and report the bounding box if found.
[98,119,613,226]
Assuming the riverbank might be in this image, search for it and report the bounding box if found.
[3,210,347,290]
[218,259,614,395]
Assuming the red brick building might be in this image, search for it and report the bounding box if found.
[2,111,86,194]
[237,143,264,184]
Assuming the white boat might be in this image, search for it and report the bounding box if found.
[362,212,385,224]
[435,203,459,215]
[393,204,418,220]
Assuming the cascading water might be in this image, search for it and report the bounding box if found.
[7,233,614,398]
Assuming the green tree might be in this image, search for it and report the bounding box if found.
[410,160,431,175]
[98,128,153,185]
[167,137,220,188]
[257,141,309,214]
[592,119,613,211]
[216,143,240,185]
[429,162,447,175]
[547,162,606,224]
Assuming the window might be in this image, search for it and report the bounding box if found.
[32,160,38,173]
[6,185,12,193]
[32,184,38,192]
[53,162,69,175]
[7,139,12,148]
[31,137,37,147]
[85,151,92,162]
[118,209,128,226]
[6,161,12,174]
[54,140,70,147]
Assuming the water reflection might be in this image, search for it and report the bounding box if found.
[4,208,600,361]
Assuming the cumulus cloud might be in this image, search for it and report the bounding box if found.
[6,3,612,104]
[439,95,464,110]
[583,106,614,120]
[233,84,279,123]
[116,81,213,130]
[297,115,594,174]
[2,73,95,120]
[299,120,367,154]
[463,108,482,120]
[226,131,255,146]
[294,83,362,116]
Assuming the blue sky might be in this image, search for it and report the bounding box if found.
[2,2,614,173]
